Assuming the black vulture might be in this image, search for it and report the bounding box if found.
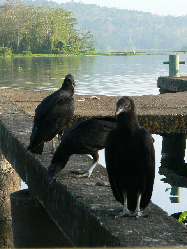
[105,96,155,218]
[27,73,75,154]
[48,116,116,183]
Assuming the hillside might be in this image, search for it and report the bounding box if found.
[1,0,187,52]
[61,2,187,52]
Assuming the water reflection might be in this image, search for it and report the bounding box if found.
[1,54,185,95]
[159,133,187,206]
[0,56,97,91]
[99,133,187,215]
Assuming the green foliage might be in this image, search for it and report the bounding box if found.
[0,0,95,55]
[178,211,187,227]
[3,0,187,53]
[0,47,12,56]
[22,51,32,56]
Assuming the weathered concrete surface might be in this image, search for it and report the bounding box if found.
[2,88,187,133]
[10,190,73,247]
[0,152,20,248]
[0,89,187,247]
[157,76,187,93]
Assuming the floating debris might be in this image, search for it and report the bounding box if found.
[90,96,100,100]
[77,98,85,102]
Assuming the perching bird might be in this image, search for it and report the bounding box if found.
[105,96,155,218]
[48,116,116,183]
[27,73,75,154]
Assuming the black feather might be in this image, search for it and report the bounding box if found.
[48,116,116,181]
[27,74,75,154]
[105,96,155,214]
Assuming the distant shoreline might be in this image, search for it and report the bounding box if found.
[0,51,186,58]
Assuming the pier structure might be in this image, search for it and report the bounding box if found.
[0,89,187,247]
[157,55,187,214]
[157,54,186,93]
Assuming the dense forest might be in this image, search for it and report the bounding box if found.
[0,0,95,54]
[1,0,187,53]
[60,2,187,52]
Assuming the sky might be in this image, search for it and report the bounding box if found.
[55,0,187,16]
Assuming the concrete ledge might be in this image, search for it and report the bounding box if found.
[157,76,187,92]
[0,96,187,246]
[2,88,187,133]
[138,114,187,133]
[0,101,120,246]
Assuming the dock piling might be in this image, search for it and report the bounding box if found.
[158,54,186,93]
[163,54,185,77]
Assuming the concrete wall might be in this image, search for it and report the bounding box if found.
[0,99,187,247]
[157,76,187,92]
[0,101,120,246]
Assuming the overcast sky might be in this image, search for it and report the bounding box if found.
[55,0,187,16]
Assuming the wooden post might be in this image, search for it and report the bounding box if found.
[163,54,185,77]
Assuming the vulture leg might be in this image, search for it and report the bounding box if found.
[51,133,61,154]
[51,138,56,153]
[57,133,62,144]
[115,192,131,218]
[71,152,99,178]
[84,152,99,177]
[84,159,98,177]
[133,193,148,218]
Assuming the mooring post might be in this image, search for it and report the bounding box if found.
[163,54,185,77]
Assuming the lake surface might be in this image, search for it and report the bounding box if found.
[0,54,179,95]
[1,54,187,216]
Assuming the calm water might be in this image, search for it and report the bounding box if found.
[0,54,176,95]
[1,54,187,216]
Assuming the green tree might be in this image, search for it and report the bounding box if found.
[0,0,33,52]
[0,0,95,54]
